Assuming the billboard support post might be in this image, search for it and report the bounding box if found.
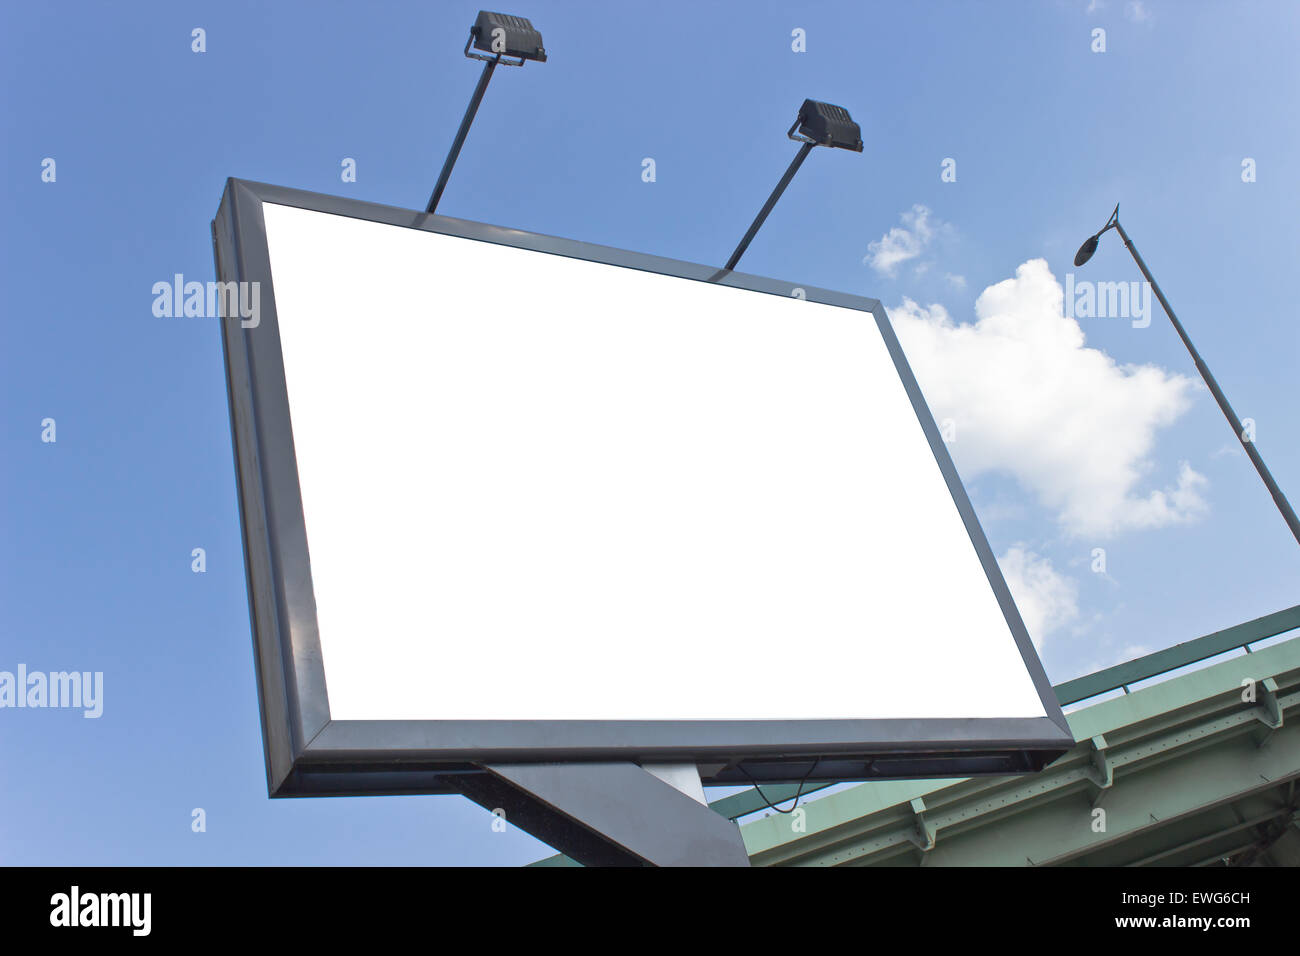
[449,763,751,867]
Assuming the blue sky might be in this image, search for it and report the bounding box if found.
[2,0,1297,865]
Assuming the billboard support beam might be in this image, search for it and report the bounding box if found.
[450,763,751,867]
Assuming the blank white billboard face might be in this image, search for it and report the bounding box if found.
[259,202,1047,723]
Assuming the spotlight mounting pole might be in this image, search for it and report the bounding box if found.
[721,100,863,275]
[725,142,814,273]
[426,57,498,214]
[426,11,547,215]
[1074,206,1300,548]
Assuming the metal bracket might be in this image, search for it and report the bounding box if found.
[1085,734,1113,805]
[463,34,524,67]
[786,117,819,146]
[1258,677,1284,728]
[907,797,937,852]
[1250,677,1283,748]
[1100,202,1120,235]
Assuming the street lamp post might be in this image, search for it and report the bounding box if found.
[1074,205,1300,547]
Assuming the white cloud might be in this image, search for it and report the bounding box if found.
[888,258,1208,538]
[997,547,1079,650]
[944,273,967,291]
[1126,1,1152,23]
[865,204,941,277]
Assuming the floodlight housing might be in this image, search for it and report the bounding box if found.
[469,10,547,64]
[790,99,864,152]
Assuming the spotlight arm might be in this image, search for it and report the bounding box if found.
[723,141,815,273]
[426,56,499,214]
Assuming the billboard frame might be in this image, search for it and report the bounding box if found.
[212,178,1073,798]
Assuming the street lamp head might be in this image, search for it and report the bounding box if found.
[468,11,547,64]
[1075,204,1121,267]
[790,99,864,152]
[1073,234,1100,267]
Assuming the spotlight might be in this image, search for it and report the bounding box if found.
[789,99,863,152]
[468,10,547,65]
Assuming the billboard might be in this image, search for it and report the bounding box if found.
[212,179,1073,796]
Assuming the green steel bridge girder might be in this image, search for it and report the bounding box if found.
[740,631,1300,866]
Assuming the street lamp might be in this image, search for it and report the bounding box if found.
[425,11,547,214]
[1074,204,1300,547]
[721,99,863,273]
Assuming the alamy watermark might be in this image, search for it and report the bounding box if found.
[50,886,150,936]
[0,665,103,718]
[152,274,260,327]
[1064,272,1151,328]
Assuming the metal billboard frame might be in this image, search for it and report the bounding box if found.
[212,178,1073,801]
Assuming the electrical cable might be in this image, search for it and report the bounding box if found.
[738,758,820,814]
